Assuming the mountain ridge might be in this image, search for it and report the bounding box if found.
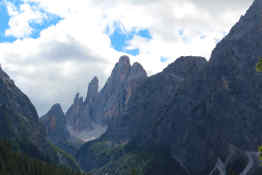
[76,0,262,174]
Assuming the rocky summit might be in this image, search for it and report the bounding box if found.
[41,103,69,142]
[95,55,147,122]
[62,55,147,141]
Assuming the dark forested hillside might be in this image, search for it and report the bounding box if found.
[0,140,85,175]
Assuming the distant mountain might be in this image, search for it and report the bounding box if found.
[64,55,147,141]
[77,0,262,175]
[40,104,83,156]
[0,66,80,170]
[95,55,147,122]
[66,77,100,138]
[41,104,70,144]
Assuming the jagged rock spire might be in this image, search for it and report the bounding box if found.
[85,76,99,104]
[128,62,147,81]
[73,93,84,105]
[110,55,131,82]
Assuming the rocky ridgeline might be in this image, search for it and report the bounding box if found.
[43,55,147,142]
[76,0,262,175]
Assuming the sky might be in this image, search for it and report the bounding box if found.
[0,0,254,116]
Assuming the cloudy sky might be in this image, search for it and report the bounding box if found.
[0,0,254,116]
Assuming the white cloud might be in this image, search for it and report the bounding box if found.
[5,1,47,38]
[0,0,254,115]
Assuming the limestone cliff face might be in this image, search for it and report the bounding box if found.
[85,76,99,104]
[65,76,99,137]
[40,104,70,145]
[66,93,90,132]
[41,104,84,156]
[65,56,147,140]
[95,56,147,123]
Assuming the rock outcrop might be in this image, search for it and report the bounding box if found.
[95,56,147,123]
[41,104,83,155]
[66,93,92,132]
[85,76,99,104]
[41,104,70,143]
[65,56,147,141]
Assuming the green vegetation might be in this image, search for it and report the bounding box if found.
[131,168,138,175]
[0,140,86,175]
[91,152,150,175]
[48,141,80,170]
[90,140,126,158]
[256,58,262,72]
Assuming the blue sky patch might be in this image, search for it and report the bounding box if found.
[160,57,168,63]
[178,29,184,36]
[137,29,152,39]
[30,14,62,39]
[7,0,23,7]
[0,1,16,42]
[0,0,62,42]
[107,22,152,56]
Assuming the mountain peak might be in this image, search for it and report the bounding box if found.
[85,76,99,104]
[89,76,99,90]
[108,56,131,83]
[129,62,147,80]
[164,56,207,78]
[49,103,64,115]
[251,0,262,11]
[210,0,262,68]
[91,76,98,84]
[74,93,80,103]
[224,0,262,41]
[132,62,145,72]
[119,55,130,66]
[73,93,84,105]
